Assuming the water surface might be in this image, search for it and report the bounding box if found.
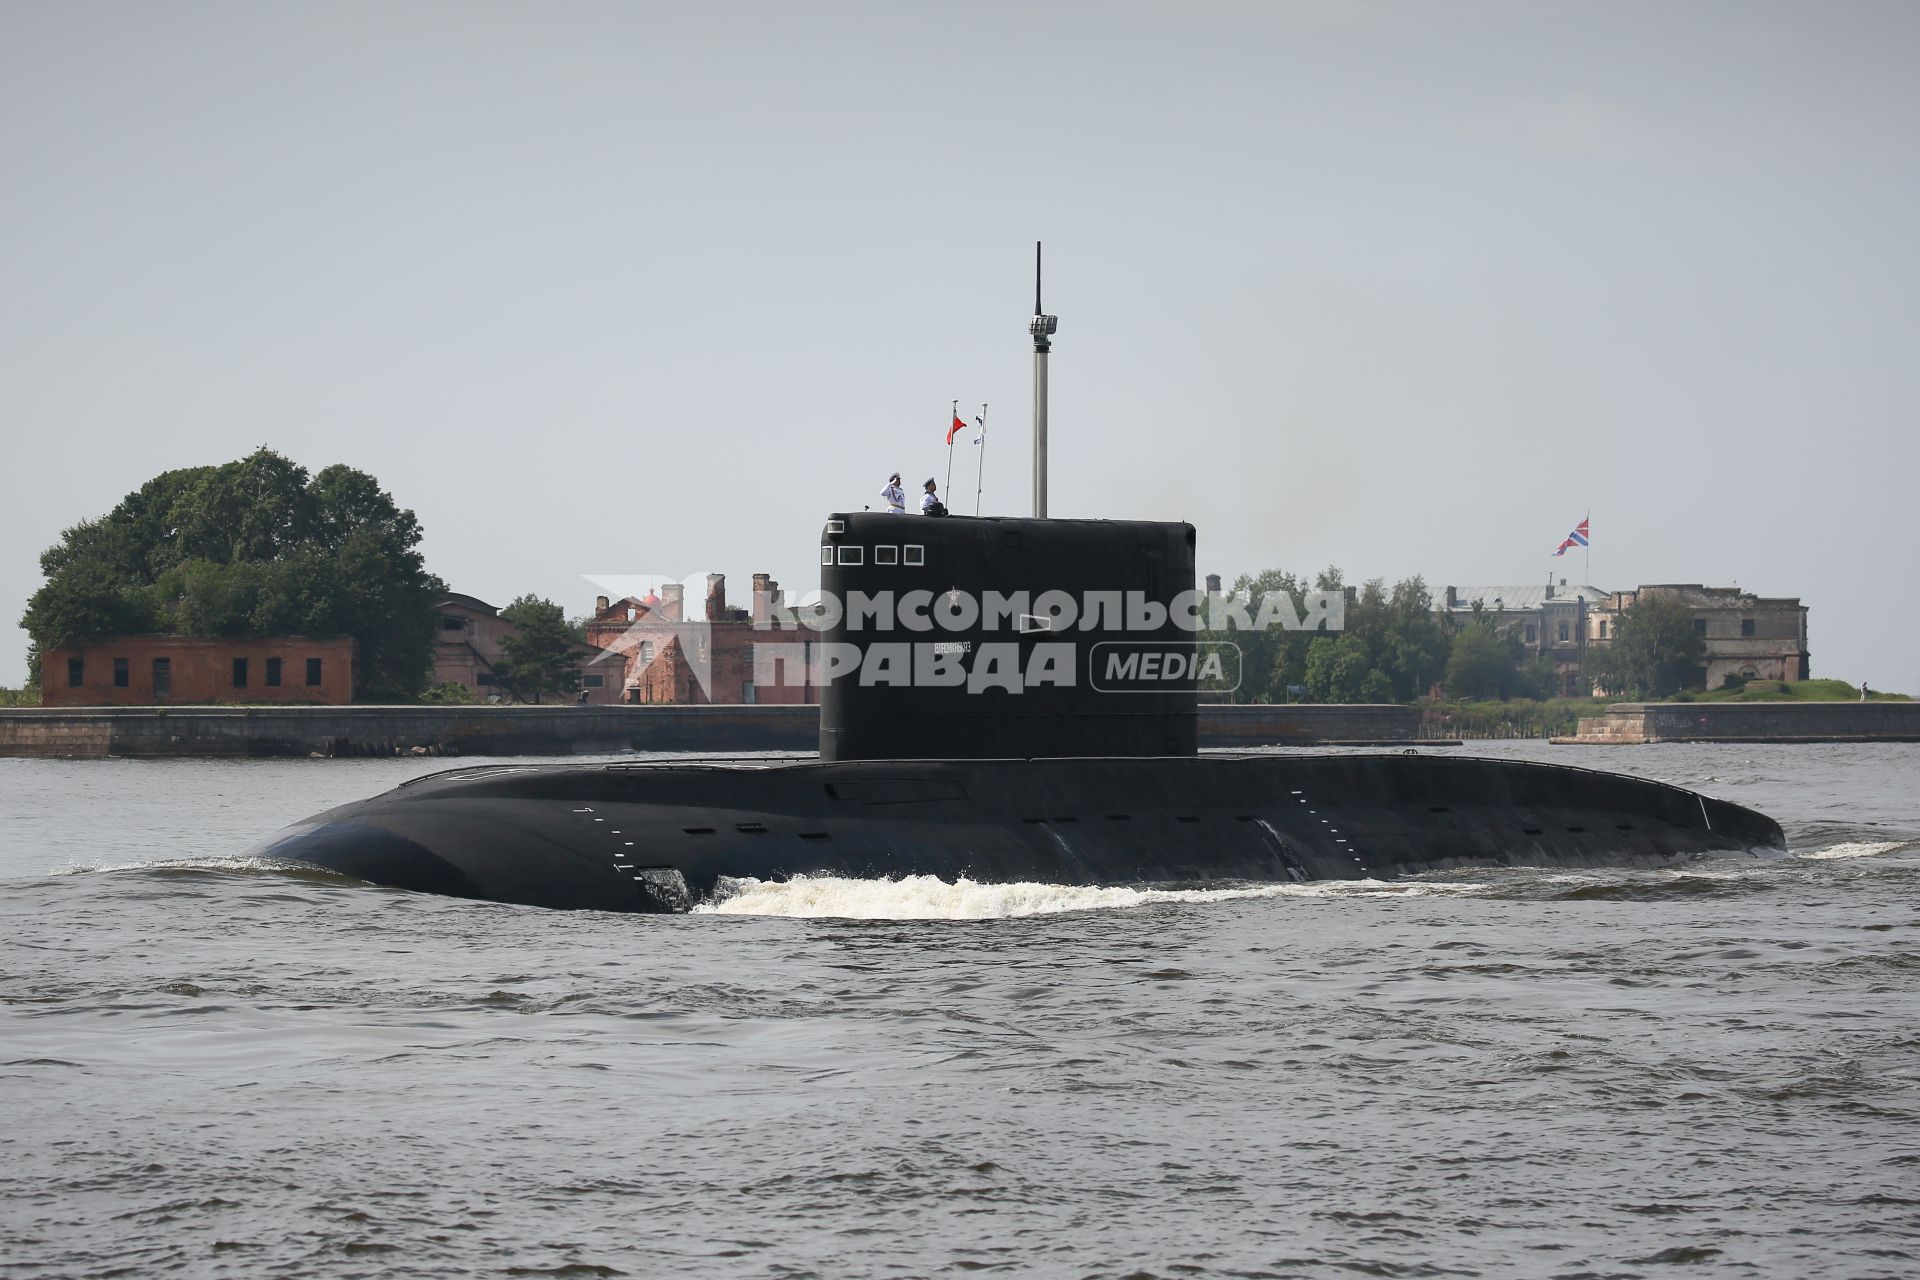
[2,742,1917,1278]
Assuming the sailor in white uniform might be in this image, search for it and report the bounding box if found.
[881,473,906,514]
[921,478,945,515]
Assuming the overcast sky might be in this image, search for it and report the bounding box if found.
[4,1,1916,691]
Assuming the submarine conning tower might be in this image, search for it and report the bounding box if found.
[818,512,1198,762]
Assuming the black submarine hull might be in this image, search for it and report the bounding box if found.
[250,753,1786,913]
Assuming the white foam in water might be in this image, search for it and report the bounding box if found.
[1796,840,1910,861]
[692,873,1487,920]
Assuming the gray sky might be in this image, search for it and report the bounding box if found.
[4,1,1916,691]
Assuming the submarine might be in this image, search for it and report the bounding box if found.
[249,245,1783,909]
[251,510,1786,912]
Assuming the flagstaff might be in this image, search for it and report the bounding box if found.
[1030,241,1057,519]
[945,398,957,504]
[974,402,988,516]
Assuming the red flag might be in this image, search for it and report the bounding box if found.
[947,414,967,444]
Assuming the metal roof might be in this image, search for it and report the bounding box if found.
[1440,584,1610,612]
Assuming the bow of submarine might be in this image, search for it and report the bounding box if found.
[250,785,685,913]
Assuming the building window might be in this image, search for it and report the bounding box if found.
[232,658,249,689]
[306,657,323,687]
[1524,625,1537,644]
[903,545,925,566]
[440,616,465,631]
[640,641,656,665]
[476,671,497,686]
[1557,622,1570,643]
[1598,620,1608,640]
[67,657,84,687]
[1694,619,1707,636]
[153,658,172,697]
[582,674,605,687]
[837,545,864,565]
[874,545,899,565]
[1741,618,1755,637]
[265,657,282,686]
[114,657,129,687]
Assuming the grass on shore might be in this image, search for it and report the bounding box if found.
[1682,678,1909,703]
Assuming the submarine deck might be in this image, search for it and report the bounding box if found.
[257,752,1788,914]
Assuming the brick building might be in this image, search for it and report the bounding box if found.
[431,594,624,704]
[1438,579,1610,697]
[1437,577,1812,695]
[583,573,819,705]
[1601,584,1810,690]
[431,593,516,699]
[40,635,355,706]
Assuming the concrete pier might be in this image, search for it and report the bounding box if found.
[1558,701,1920,744]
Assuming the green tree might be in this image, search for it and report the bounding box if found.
[1201,566,1454,704]
[1377,575,1451,700]
[1304,632,1374,702]
[1588,593,1706,698]
[21,448,444,700]
[1445,621,1514,700]
[496,595,583,704]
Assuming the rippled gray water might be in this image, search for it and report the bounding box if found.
[3,742,1918,1279]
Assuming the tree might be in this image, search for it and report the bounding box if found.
[21,448,444,700]
[1588,593,1706,698]
[496,595,583,704]
[1304,633,1374,703]
[1445,622,1515,700]
[1202,566,1456,704]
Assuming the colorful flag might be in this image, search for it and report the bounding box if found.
[1552,516,1590,558]
[947,413,967,444]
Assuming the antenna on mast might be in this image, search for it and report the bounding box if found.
[1029,241,1058,519]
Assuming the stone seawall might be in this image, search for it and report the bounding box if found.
[0,703,1426,759]
[0,705,820,760]
[1560,701,1920,744]
[1200,704,1422,747]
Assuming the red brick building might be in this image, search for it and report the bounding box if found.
[584,573,818,705]
[40,635,355,706]
[431,594,625,705]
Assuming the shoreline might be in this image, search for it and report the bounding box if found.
[5,700,1916,759]
[0,703,1428,759]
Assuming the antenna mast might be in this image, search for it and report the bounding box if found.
[1029,241,1057,519]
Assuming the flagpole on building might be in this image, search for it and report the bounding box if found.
[974,403,987,515]
[945,399,957,504]
[1585,510,1591,587]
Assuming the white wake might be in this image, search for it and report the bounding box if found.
[692,872,1486,919]
[1795,840,1910,861]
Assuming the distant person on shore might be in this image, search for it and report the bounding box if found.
[1861,681,1869,702]
[881,473,906,514]
[921,478,948,517]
